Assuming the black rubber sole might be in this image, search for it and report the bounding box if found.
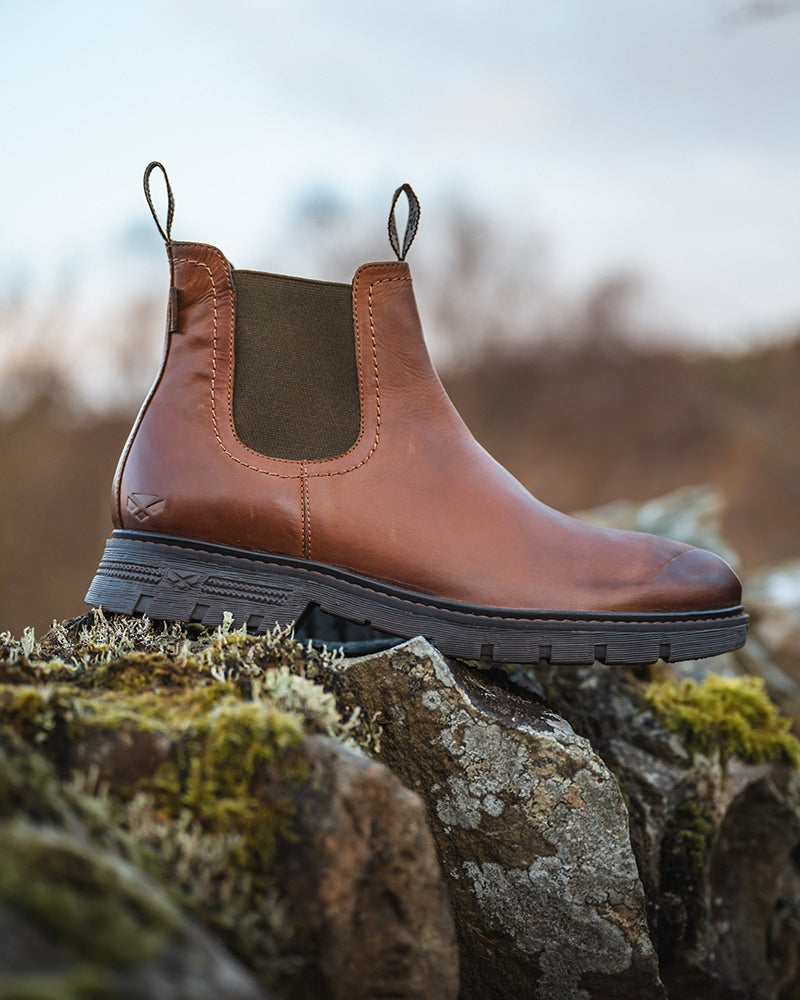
[85,530,749,665]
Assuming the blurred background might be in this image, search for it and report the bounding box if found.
[2,0,800,638]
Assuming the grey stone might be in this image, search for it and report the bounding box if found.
[272,734,460,1000]
[745,560,800,679]
[339,638,665,1000]
[519,659,800,999]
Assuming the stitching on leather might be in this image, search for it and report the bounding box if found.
[301,275,408,478]
[176,257,298,479]
[175,258,405,480]
[172,258,228,463]
[301,461,310,559]
[651,548,689,579]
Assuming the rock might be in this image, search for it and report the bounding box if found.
[337,637,666,1000]
[0,614,458,1000]
[745,560,800,680]
[515,660,800,999]
[273,734,459,1000]
[0,733,271,1000]
[5,596,800,999]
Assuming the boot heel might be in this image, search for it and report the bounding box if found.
[85,533,311,631]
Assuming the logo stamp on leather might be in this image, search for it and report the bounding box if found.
[126,493,166,522]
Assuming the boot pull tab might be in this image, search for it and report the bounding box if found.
[388,184,420,261]
[143,161,175,243]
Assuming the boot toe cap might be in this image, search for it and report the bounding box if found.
[648,547,742,613]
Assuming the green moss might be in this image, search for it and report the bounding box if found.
[0,610,385,990]
[0,738,181,979]
[0,732,265,985]
[0,609,381,754]
[668,800,717,878]
[659,798,718,954]
[76,684,230,734]
[0,619,327,874]
[0,675,308,865]
[80,652,201,694]
[0,969,113,1000]
[150,697,305,869]
[0,822,179,969]
[643,674,800,770]
[0,686,81,770]
[0,731,72,825]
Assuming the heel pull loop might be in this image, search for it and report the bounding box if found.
[388,184,420,261]
[143,161,175,243]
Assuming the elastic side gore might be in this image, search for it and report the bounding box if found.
[231,269,360,461]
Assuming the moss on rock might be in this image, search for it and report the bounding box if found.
[149,697,305,868]
[643,674,800,770]
[0,610,386,991]
[0,968,114,1000]
[0,821,179,968]
[658,798,719,957]
[0,609,381,753]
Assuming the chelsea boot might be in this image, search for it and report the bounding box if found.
[85,164,748,664]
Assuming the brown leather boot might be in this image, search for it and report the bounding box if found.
[86,162,747,664]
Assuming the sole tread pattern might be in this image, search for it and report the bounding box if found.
[85,531,749,665]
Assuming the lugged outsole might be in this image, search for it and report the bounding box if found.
[85,530,749,665]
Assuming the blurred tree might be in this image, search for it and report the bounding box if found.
[719,0,800,24]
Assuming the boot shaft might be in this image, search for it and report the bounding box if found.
[112,168,450,560]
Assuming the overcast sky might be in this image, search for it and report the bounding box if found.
[2,0,800,348]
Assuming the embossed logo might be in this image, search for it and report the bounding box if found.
[126,493,166,522]
[164,569,201,591]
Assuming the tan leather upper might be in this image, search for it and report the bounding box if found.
[114,241,742,615]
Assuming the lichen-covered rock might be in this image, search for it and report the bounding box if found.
[5,601,798,999]
[337,638,666,1000]
[0,613,458,1000]
[516,660,800,999]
